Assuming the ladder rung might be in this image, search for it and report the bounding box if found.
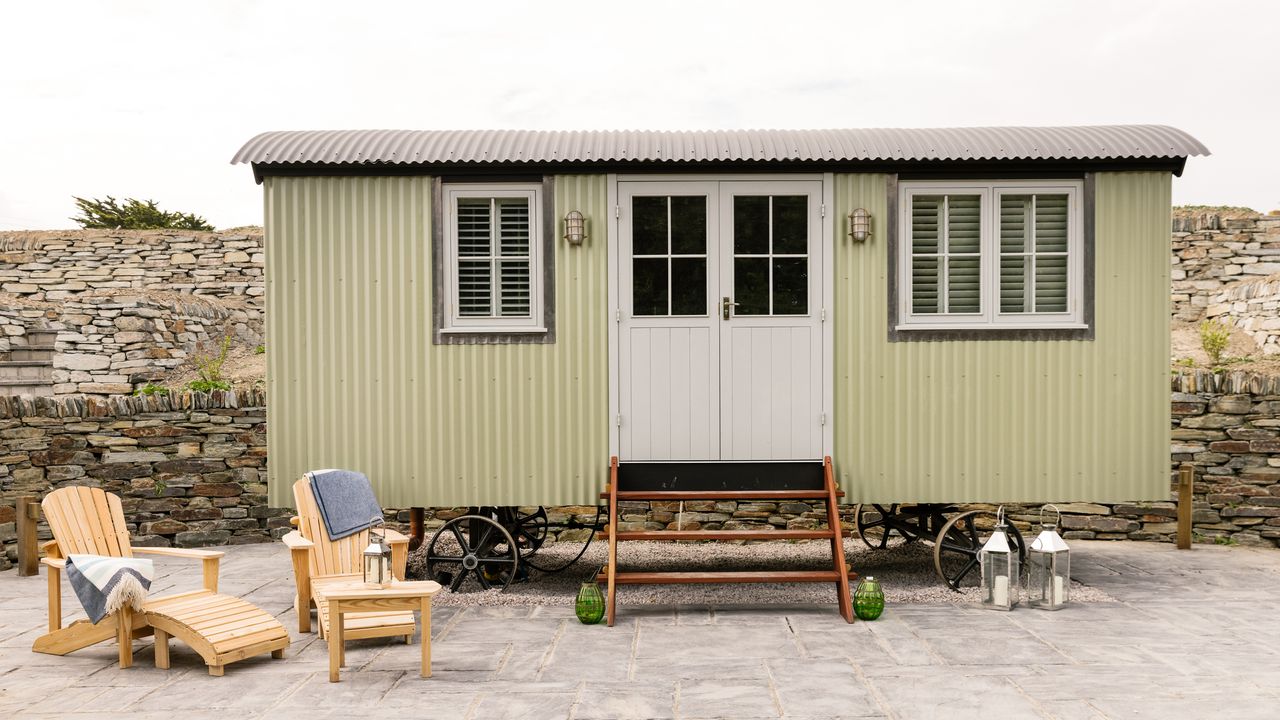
[600,489,840,501]
[598,570,844,584]
[598,529,849,541]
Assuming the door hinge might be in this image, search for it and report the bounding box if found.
[820,413,827,426]
[820,203,826,218]
[615,204,621,219]
[615,414,622,427]
[821,308,827,322]
[615,308,621,323]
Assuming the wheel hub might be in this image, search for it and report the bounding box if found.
[462,554,479,570]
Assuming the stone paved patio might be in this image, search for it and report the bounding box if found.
[1,540,1278,719]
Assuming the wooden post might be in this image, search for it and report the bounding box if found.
[16,496,39,577]
[408,507,425,551]
[1177,462,1194,550]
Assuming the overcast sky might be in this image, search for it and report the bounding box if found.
[1,0,1276,230]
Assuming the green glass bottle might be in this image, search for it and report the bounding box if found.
[854,576,885,620]
[575,581,605,624]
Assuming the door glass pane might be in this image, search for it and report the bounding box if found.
[671,258,707,315]
[772,258,807,315]
[632,259,668,316]
[771,196,807,254]
[670,196,707,254]
[734,258,769,315]
[632,197,668,255]
[734,196,769,254]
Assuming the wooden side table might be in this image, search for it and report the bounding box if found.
[321,579,442,682]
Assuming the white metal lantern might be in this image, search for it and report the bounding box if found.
[1026,504,1070,610]
[848,208,871,242]
[563,210,586,245]
[979,506,1019,611]
[363,519,392,588]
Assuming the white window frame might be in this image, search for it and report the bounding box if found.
[897,179,1084,331]
[441,183,546,333]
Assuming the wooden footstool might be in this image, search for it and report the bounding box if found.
[321,579,442,682]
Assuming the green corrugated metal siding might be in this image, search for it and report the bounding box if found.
[265,175,609,507]
[832,172,1171,503]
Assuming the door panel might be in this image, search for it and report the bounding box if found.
[618,183,719,461]
[718,182,824,461]
[617,179,823,462]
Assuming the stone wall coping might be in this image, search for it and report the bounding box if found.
[0,389,265,419]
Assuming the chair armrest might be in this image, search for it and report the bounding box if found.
[382,528,410,545]
[132,547,225,560]
[282,530,314,549]
[41,539,63,560]
[41,557,66,569]
[133,547,222,593]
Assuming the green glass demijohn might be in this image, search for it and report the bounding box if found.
[854,576,885,620]
[575,580,605,624]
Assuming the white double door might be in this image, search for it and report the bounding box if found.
[617,179,825,461]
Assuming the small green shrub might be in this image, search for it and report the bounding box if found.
[1214,535,1239,546]
[153,477,167,497]
[184,379,233,393]
[133,383,169,396]
[71,195,213,231]
[253,344,265,355]
[1199,319,1232,365]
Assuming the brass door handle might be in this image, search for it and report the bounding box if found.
[721,296,739,320]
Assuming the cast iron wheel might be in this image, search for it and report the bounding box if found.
[424,515,520,592]
[854,503,903,550]
[932,510,1026,591]
[522,505,605,574]
[506,506,549,561]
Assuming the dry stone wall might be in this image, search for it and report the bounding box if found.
[1172,210,1280,322]
[4,376,1279,570]
[0,229,263,329]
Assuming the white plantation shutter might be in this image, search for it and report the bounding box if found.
[900,181,1080,330]
[909,194,982,315]
[998,193,1070,315]
[444,185,542,331]
[946,195,981,314]
[910,196,941,313]
[496,199,532,317]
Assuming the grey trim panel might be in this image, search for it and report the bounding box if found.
[886,173,1096,343]
[432,177,557,345]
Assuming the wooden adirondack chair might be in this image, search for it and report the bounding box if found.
[283,476,413,641]
[35,486,290,675]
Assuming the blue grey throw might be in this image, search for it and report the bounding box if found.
[308,469,384,540]
[66,555,153,624]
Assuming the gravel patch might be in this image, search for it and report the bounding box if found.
[407,538,1113,608]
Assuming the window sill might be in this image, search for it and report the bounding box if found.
[440,327,549,335]
[895,323,1088,332]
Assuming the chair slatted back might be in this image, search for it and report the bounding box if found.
[42,486,132,558]
[293,477,372,578]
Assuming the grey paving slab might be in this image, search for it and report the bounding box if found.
[677,677,780,719]
[575,680,678,720]
[0,539,1278,719]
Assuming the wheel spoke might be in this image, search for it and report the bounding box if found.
[479,556,517,565]
[449,569,468,592]
[475,523,495,551]
[450,524,470,554]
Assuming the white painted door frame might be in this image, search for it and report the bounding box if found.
[607,173,835,462]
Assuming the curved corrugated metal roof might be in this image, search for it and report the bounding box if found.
[231,125,1208,166]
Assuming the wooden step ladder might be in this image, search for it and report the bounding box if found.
[597,456,855,625]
